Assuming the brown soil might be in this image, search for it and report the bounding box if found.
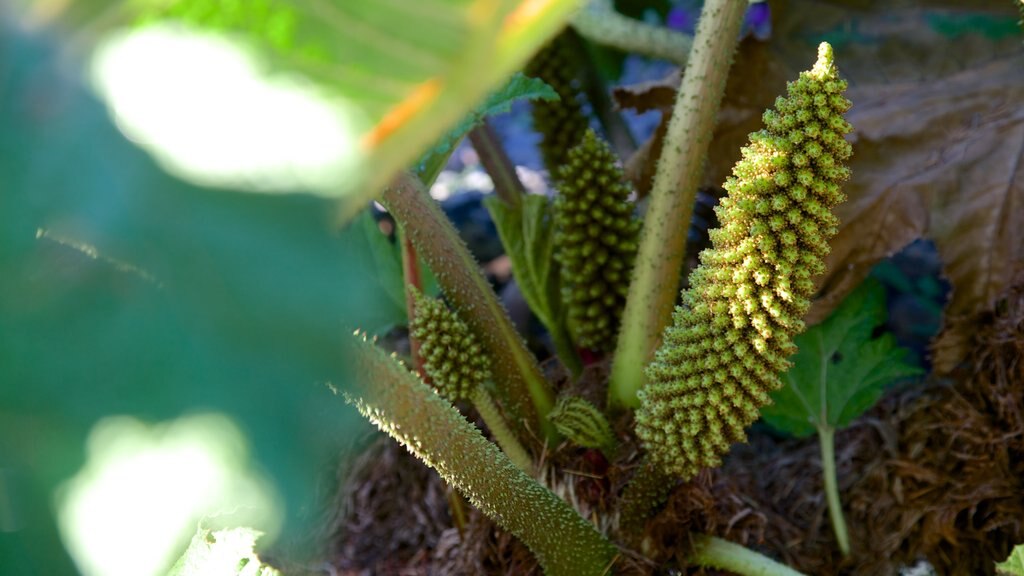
[326,282,1023,575]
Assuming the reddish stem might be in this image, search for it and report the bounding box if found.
[401,228,429,380]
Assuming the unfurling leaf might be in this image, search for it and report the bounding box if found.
[760,279,923,438]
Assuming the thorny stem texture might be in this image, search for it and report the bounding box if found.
[381,173,557,441]
[689,534,807,576]
[472,386,534,473]
[469,121,525,209]
[344,337,617,576]
[571,0,693,65]
[608,0,746,409]
[819,427,851,556]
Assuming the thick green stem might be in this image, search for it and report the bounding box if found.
[571,0,693,65]
[689,534,807,576]
[468,121,525,210]
[608,0,746,409]
[617,458,675,547]
[472,387,534,474]
[819,427,850,557]
[381,174,557,441]
[344,337,618,576]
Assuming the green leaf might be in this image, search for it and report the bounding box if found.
[486,194,561,330]
[345,209,439,335]
[169,525,280,576]
[760,278,924,437]
[485,193,581,374]
[47,0,582,220]
[415,72,558,185]
[997,543,1024,575]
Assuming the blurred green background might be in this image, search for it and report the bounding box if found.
[0,16,413,574]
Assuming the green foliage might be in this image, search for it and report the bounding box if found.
[0,25,382,572]
[485,194,580,373]
[636,43,853,480]
[169,525,280,576]
[409,290,491,402]
[554,129,640,351]
[526,33,593,174]
[344,336,618,576]
[548,396,618,456]
[53,0,581,221]
[349,209,439,335]
[997,543,1024,575]
[416,73,558,184]
[760,279,924,437]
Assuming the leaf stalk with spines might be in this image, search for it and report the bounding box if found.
[381,173,558,441]
[571,0,693,65]
[608,0,748,409]
[342,335,618,576]
[554,129,640,353]
[635,42,854,480]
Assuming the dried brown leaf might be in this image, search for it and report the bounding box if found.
[614,1,1024,371]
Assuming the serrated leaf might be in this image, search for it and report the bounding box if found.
[416,73,558,184]
[997,543,1024,575]
[760,279,924,438]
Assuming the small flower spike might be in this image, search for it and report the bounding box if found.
[554,129,640,352]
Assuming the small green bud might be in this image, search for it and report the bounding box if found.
[409,290,491,402]
[547,396,617,456]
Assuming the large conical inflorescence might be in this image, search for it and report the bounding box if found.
[526,33,592,174]
[554,129,640,352]
[636,43,853,479]
[409,290,490,402]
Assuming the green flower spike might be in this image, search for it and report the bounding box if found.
[410,289,533,473]
[554,129,640,352]
[636,42,853,480]
[526,33,592,174]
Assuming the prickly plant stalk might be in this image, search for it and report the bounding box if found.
[636,43,853,480]
[548,396,617,456]
[344,335,618,576]
[526,33,592,174]
[554,129,640,351]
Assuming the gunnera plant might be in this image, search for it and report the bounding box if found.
[554,129,640,352]
[635,42,853,480]
[526,32,593,174]
[409,288,534,473]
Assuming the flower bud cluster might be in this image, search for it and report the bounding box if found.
[554,130,640,351]
[636,43,853,479]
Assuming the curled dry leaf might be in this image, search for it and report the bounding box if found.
[812,56,1024,374]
